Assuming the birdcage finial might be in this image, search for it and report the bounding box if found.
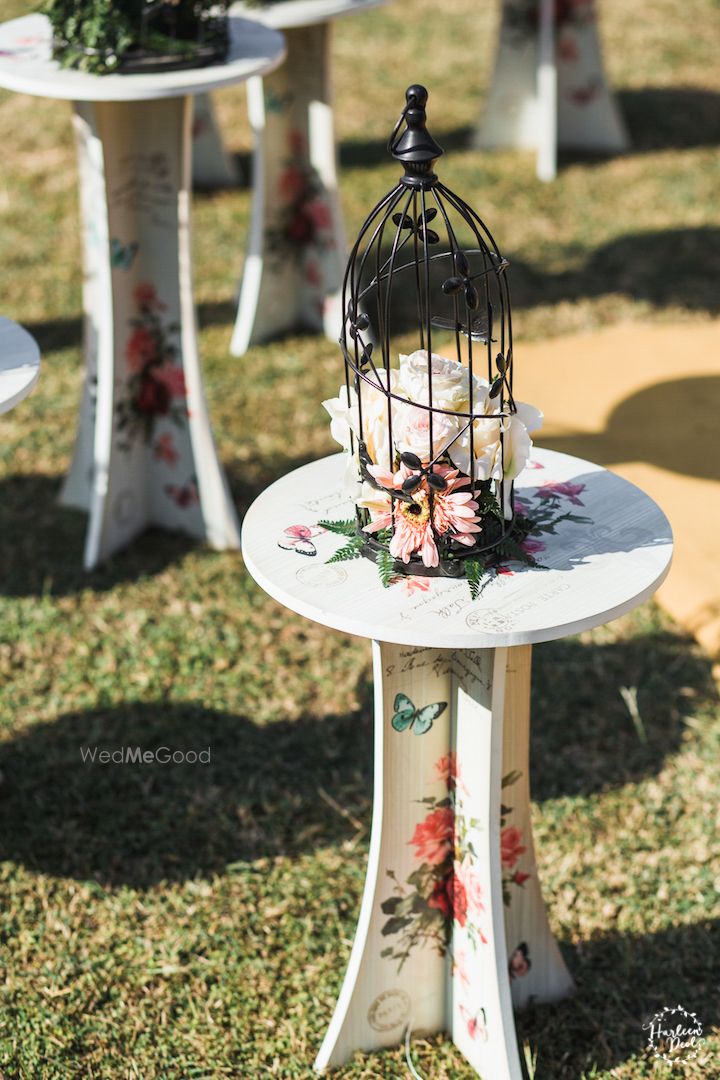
[388,84,443,186]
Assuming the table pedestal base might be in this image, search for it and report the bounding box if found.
[475,0,628,181]
[316,643,573,1078]
[192,94,241,189]
[61,96,241,570]
[230,22,345,356]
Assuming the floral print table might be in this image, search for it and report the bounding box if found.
[0,13,285,569]
[476,0,628,181]
[228,0,387,356]
[241,447,672,1078]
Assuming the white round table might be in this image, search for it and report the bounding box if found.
[0,317,40,415]
[242,447,672,1078]
[0,13,286,570]
[228,0,387,356]
[476,0,629,181]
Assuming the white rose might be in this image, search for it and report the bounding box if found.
[398,350,490,415]
[393,399,464,463]
[323,370,399,470]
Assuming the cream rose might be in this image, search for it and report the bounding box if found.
[398,350,490,414]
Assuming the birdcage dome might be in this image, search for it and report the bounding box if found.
[323,85,543,584]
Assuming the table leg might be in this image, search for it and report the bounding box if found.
[230,21,345,356]
[315,642,572,1077]
[61,97,241,570]
[192,94,241,190]
[474,0,628,174]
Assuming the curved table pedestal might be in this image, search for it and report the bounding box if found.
[316,641,573,1076]
[475,0,628,181]
[230,20,345,354]
[60,98,241,569]
[241,447,673,1076]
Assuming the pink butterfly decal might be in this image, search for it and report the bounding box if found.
[278,524,324,558]
[459,1004,489,1043]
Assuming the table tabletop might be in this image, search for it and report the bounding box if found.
[0,13,286,101]
[242,448,673,649]
[0,316,40,415]
[231,0,386,31]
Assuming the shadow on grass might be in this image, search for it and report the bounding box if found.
[516,920,718,1079]
[535,375,720,483]
[0,451,318,597]
[618,86,720,152]
[0,698,373,889]
[530,630,716,801]
[0,628,713,888]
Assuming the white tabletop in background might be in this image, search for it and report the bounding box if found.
[231,0,386,31]
[242,448,673,649]
[0,13,286,101]
[0,316,40,414]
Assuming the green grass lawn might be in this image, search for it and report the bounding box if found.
[0,0,719,1076]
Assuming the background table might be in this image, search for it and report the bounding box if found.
[242,447,672,1078]
[0,317,40,415]
[476,0,629,181]
[228,0,386,356]
[0,13,285,570]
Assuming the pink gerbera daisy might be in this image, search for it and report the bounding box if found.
[363,463,482,569]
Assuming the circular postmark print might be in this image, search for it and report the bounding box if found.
[465,607,512,633]
[643,1005,704,1064]
[296,564,348,588]
[367,989,411,1033]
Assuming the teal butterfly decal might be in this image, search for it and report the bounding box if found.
[111,238,138,270]
[264,88,293,114]
[391,692,447,735]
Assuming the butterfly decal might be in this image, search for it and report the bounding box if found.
[265,88,294,114]
[391,693,447,735]
[111,238,138,270]
[278,524,324,557]
[459,1004,489,1043]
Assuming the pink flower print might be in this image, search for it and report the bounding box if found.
[496,566,514,576]
[537,481,586,506]
[288,130,306,157]
[305,260,322,287]
[447,867,469,928]
[153,363,186,401]
[154,433,179,466]
[304,198,331,231]
[433,752,468,794]
[165,479,199,508]
[279,164,306,203]
[454,857,485,916]
[521,537,546,556]
[400,576,432,596]
[409,806,454,865]
[134,282,165,311]
[453,949,471,989]
[126,326,158,372]
[512,496,532,516]
[525,459,545,470]
[501,826,526,869]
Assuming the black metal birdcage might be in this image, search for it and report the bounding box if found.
[337,84,523,579]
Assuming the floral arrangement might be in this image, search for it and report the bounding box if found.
[115,282,188,452]
[267,132,335,263]
[321,349,544,593]
[42,0,229,74]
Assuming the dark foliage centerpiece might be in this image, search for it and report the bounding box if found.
[322,85,545,595]
[43,0,229,74]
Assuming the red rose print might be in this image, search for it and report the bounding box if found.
[500,826,526,869]
[154,363,186,400]
[512,870,531,886]
[448,869,468,928]
[428,876,451,918]
[279,165,306,203]
[135,373,170,416]
[126,326,158,372]
[409,806,454,865]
